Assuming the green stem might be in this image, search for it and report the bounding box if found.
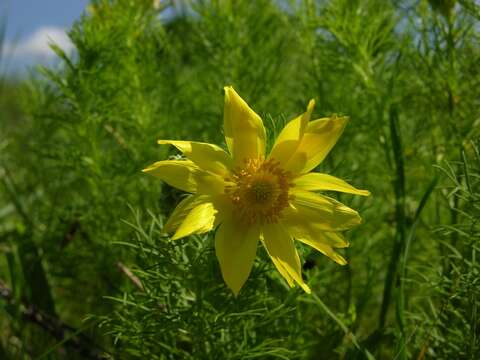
[311,293,375,359]
[395,176,438,359]
[379,105,406,330]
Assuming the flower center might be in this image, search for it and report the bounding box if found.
[225,158,293,224]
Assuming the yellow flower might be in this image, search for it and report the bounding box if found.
[143,87,370,295]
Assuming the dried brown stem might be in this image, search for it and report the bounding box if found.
[0,278,106,359]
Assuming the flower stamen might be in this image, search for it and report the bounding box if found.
[225,158,293,224]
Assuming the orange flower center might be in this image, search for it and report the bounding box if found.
[225,158,293,224]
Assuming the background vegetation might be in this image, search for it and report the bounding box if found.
[0,0,479,358]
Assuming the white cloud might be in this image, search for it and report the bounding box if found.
[3,26,74,65]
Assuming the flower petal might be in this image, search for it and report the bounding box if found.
[158,140,233,177]
[268,99,315,166]
[284,216,350,248]
[164,195,208,234]
[297,237,348,265]
[142,160,225,195]
[273,259,296,288]
[165,194,231,238]
[172,201,217,240]
[215,216,260,296]
[284,189,361,231]
[294,173,370,196]
[223,86,266,165]
[262,222,311,293]
[283,116,348,175]
[259,233,294,288]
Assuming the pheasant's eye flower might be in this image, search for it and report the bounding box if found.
[143,87,370,295]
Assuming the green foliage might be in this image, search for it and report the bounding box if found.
[99,210,312,359]
[410,142,480,359]
[0,0,479,358]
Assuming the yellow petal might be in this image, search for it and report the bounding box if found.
[297,237,348,265]
[273,260,296,288]
[283,116,348,175]
[294,173,370,196]
[259,234,294,288]
[165,194,231,236]
[262,222,311,293]
[172,202,217,240]
[268,99,315,165]
[158,140,232,177]
[142,160,225,195]
[210,195,233,227]
[164,195,208,234]
[284,216,350,248]
[284,189,361,231]
[215,217,260,296]
[319,232,350,249]
[223,86,266,165]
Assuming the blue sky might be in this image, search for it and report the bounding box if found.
[1,0,176,74]
[2,0,89,73]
